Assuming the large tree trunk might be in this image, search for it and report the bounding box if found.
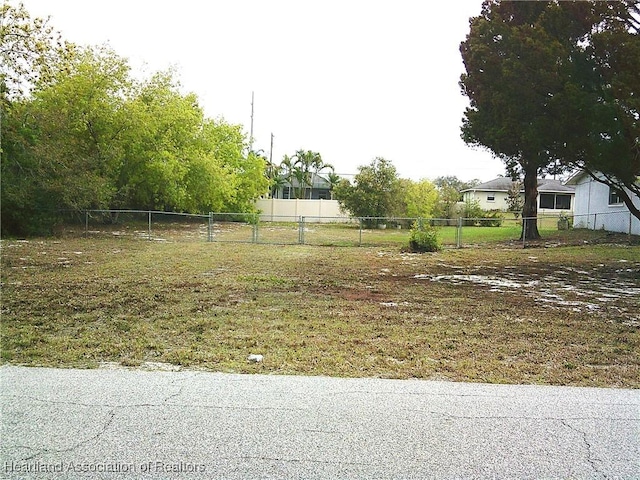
[521,166,541,240]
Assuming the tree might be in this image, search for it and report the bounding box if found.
[506,180,524,219]
[461,0,640,235]
[264,153,285,198]
[119,70,209,211]
[327,172,342,199]
[401,178,439,219]
[433,176,480,197]
[277,150,331,199]
[1,2,75,100]
[333,157,400,223]
[1,29,269,234]
[460,1,576,239]
[547,2,640,220]
[1,46,131,234]
[433,176,478,219]
[290,149,330,199]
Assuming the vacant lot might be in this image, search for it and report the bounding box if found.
[1,238,639,388]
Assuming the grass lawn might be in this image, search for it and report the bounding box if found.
[1,237,639,388]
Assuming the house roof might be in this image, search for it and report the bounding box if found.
[565,170,588,185]
[462,178,514,192]
[462,177,575,194]
[281,172,331,189]
[565,169,640,186]
[538,178,575,193]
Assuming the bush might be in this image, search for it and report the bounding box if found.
[458,200,504,226]
[408,222,442,252]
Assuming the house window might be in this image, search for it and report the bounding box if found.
[540,193,571,210]
[555,194,571,210]
[282,187,291,199]
[540,194,555,209]
[487,194,495,202]
[609,187,623,205]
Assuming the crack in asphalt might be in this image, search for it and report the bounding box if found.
[15,410,116,462]
[561,419,609,480]
[405,409,639,422]
[235,455,374,467]
[1,394,306,411]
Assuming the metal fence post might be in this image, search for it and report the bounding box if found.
[148,211,152,240]
[85,210,89,238]
[208,212,213,242]
[457,217,462,249]
[522,218,527,248]
[299,216,305,244]
[359,218,363,246]
[253,214,259,243]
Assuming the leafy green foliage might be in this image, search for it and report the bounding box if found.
[546,2,640,220]
[1,29,268,235]
[275,150,332,199]
[398,178,439,219]
[459,200,503,227]
[460,2,569,239]
[408,221,441,252]
[0,2,76,99]
[506,181,524,219]
[333,157,400,222]
[460,1,640,234]
[433,176,479,219]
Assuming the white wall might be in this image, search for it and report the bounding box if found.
[572,174,640,235]
[463,191,510,210]
[463,191,573,214]
[255,199,350,223]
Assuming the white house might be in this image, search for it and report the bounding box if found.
[565,171,640,235]
[461,178,575,214]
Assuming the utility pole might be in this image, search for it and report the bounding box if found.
[269,132,279,198]
[249,91,254,153]
[269,132,274,165]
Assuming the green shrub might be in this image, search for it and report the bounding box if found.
[408,222,441,252]
[458,200,504,227]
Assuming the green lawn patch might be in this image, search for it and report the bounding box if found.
[1,238,638,387]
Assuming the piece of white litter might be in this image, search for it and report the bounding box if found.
[247,354,263,363]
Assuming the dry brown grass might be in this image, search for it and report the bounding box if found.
[1,237,638,387]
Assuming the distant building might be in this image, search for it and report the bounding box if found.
[566,171,640,235]
[273,173,332,200]
[461,178,575,214]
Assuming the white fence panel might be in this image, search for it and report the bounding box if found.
[255,199,350,223]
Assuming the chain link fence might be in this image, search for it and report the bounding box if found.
[62,210,212,242]
[58,210,638,247]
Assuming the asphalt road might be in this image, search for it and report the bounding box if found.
[1,365,638,479]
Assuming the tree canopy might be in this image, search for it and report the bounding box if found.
[548,1,640,219]
[272,150,333,199]
[333,157,401,222]
[460,0,640,235]
[1,5,268,235]
[1,2,75,99]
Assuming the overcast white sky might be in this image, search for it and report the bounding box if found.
[19,0,506,182]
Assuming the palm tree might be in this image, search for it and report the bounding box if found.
[291,150,333,199]
[277,155,294,198]
[265,162,286,198]
[327,172,342,199]
[290,150,314,199]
